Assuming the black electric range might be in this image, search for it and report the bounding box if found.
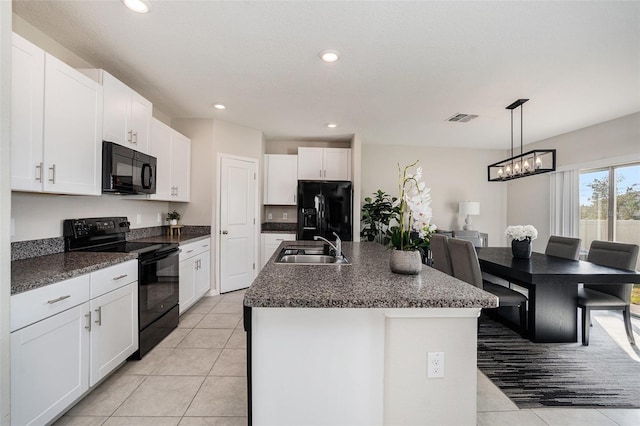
[63,217,180,359]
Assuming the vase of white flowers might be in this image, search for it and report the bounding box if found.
[388,161,437,274]
[505,225,538,259]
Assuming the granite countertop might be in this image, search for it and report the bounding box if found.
[261,222,297,234]
[131,231,211,245]
[11,252,138,295]
[244,241,498,309]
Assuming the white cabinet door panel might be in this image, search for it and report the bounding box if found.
[11,302,90,426]
[149,119,173,200]
[101,71,130,147]
[179,257,197,314]
[195,253,211,298]
[129,91,151,153]
[323,148,351,181]
[265,154,297,205]
[171,131,191,202]
[11,33,45,192]
[297,147,324,180]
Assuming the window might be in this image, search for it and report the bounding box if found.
[579,163,640,315]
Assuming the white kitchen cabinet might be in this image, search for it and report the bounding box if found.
[261,233,296,268]
[297,147,351,181]
[264,154,298,205]
[149,118,191,202]
[179,238,211,314]
[10,260,139,425]
[11,33,103,195]
[83,69,152,154]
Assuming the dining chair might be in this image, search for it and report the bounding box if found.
[448,238,528,335]
[452,230,483,247]
[545,236,581,260]
[577,240,639,346]
[430,234,453,275]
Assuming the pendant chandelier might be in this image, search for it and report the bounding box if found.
[487,99,556,182]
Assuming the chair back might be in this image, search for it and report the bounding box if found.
[448,238,483,289]
[545,236,581,260]
[430,234,453,275]
[586,240,639,302]
[452,230,482,247]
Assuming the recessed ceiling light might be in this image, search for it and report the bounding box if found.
[319,50,340,63]
[326,123,337,128]
[213,104,226,110]
[122,0,150,13]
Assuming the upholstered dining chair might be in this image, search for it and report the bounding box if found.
[577,240,639,346]
[545,236,581,260]
[452,230,482,247]
[448,238,528,335]
[430,234,453,275]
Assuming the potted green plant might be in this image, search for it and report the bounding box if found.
[361,190,399,244]
[166,211,181,226]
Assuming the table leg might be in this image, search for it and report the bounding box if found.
[528,282,578,343]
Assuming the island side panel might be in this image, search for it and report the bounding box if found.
[251,307,385,425]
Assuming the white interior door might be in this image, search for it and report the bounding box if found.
[219,156,257,293]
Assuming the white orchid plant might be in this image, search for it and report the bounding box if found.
[505,225,538,241]
[389,161,437,251]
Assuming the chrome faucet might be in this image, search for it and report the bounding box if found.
[314,232,342,258]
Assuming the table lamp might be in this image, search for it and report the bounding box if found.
[459,201,480,230]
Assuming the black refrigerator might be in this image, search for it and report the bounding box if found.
[297,180,353,241]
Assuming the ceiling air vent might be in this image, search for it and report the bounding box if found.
[447,113,478,123]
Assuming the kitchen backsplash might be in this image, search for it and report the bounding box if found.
[12,225,212,261]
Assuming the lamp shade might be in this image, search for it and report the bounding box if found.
[459,201,480,216]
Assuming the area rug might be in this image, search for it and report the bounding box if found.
[477,316,640,408]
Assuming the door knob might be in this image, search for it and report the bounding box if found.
[222,230,229,235]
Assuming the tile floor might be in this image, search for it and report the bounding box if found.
[54,291,640,426]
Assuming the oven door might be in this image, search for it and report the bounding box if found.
[138,250,179,331]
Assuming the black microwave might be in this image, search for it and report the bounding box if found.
[102,141,157,195]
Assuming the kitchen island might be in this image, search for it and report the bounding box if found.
[244,241,497,426]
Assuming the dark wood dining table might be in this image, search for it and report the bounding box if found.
[476,247,640,343]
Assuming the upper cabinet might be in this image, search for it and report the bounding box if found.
[81,69,152,154]
[148,118,191,202]
[297,147,351,181]
[11,33,102,195]
[264,154,298,205]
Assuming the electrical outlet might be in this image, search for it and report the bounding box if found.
[427,352,445,378]
[268,213,273,220]
[283,212,288,220]
[136,213,142,225]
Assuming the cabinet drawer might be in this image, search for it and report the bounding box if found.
[262,233,296,246]
[180,238,211,262]
[90,260,138,299]
[11,275,90,332]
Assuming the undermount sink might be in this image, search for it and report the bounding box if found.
[275,246,349,265]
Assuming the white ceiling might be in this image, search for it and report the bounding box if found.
[12,0,640,149]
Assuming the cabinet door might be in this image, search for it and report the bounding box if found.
[171,131,191,202]
[11,33,45,192]
[129,90,152,154]
[148,118,173,201]
[323,148,351,181]
[195,252,211,298]
[43,53,102,195]
[101,71,130,147]
[179,257,197,315]
[89,283,138,386]
[297,147,324,180]
[11,302,90,426]
[265,155,298,205]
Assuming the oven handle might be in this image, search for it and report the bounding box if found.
[140,249,180,265]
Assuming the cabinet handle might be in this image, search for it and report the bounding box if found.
[85,312,92,331]
[275,239,284,241]
[128,130,133,143]
[323,170,327,178]
[319,169,322,178]
[47,295,71,304]
[133,131,138,144]
[202,244,209,248]
[186,250,194,254]
[175,186,179,197]
[293,194,296,203]
[113,274,128,281]
[35,163,43,182]
[48,164,56,183]
[95,306,102,326]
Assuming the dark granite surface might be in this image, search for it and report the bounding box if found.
[132,230,211,245]
[11,237,64,261]
[244,241,498,309]
[261,222,297,234]
[11,252,137,295]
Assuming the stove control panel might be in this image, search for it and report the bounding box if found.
[63,217,131,239]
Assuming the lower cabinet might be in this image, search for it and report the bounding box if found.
[11,303,90,426]
[10,260,139,426]
[179,238,211,314]
[261,233,296,269]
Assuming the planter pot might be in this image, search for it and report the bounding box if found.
[389,249,423,275]
[511,238,532,259]
[169,219,178,226]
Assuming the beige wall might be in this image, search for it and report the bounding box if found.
[361,144,508,245]
[507,112,640,252]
